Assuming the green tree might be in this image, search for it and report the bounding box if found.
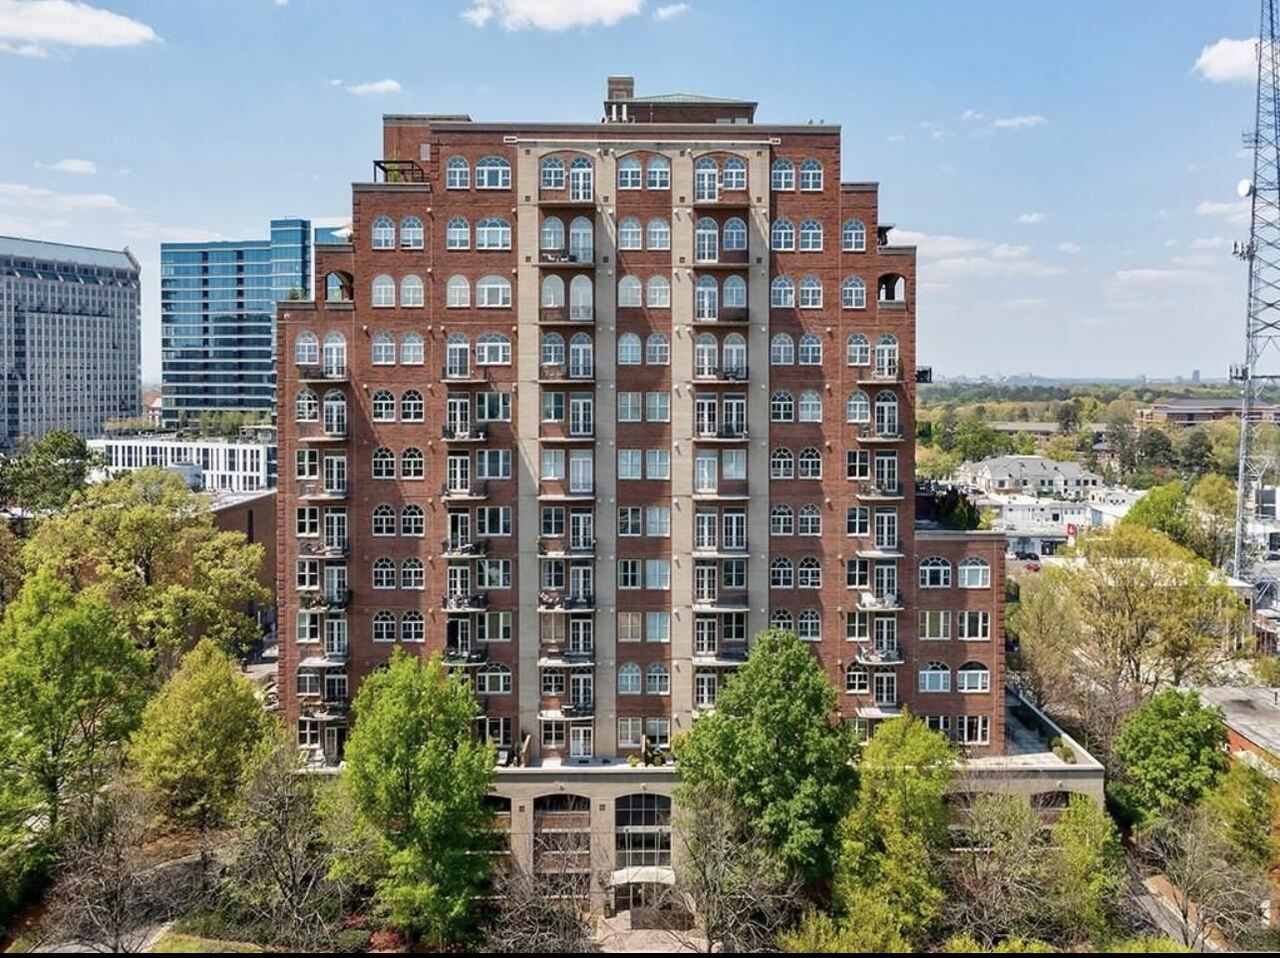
[1188,473,1235,568]
[1202,762,1278,871]
[1056,398,1082,435]
[916,444,959,482]
[781,906,912,953]
[1122,480,1190,546]
[1046,795,1126,946]
[344,649,495,946]
[1106,416,1138,476]
[1042,434,1079,463]
[1137,427,1176,470]
[0,565,148,832]
[1111,689,1228,821]
[951,417,1013,463]
[0,430,101,513]
[1011,432,1037,455]
[23,468,268,670]
[676,629,856,885]
[133,639,272,858]
[0,519,22,614]
[1180,428,1216,477]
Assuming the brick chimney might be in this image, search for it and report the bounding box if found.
[607,75,634,101]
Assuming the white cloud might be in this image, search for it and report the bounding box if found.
[960,109,984,123]
[346,78,402,96]
[1014,212,1046,225]
[1196,198,1250,225]
[0,182,125,211]
[655,3,688,20]
[1057,242,1082,255]
[120,221,225,243]
[1171,253,1219,268]
[35,158,96,174]
[893,228,1064,278]
[1190,236,1229,250]
[0,0,157,58]
[991,114,1047,130]
[1112,267,1212,284]
[1193,37,1258,83]
[886,134,905,143]
[329,78,342,86]
[462,0,643,31]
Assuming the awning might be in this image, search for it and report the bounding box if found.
[609,866,676,887]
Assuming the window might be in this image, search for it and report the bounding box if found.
[401,332,423,364]
[400,447,424,479]
[959,715,991,746]
[541,274,565,308]
[295,388,318,422]
[569,216,593,260]
[646,275,670,307]
[476,275,511,308]
[476,333,511,365]
[541,156,565,189]
[919,662,951,693]
[400,274,424,307]
[397,215,425,249]
[294,331,319,365]
[723,217,747,251]
[371,504,395,536]
[770,447,794,480]
[618,559,641,589]
[618,275,642,307]
[958,557,991,589]
[770,390,794,422]
[771,158,794,191]
[646,156,670,189]
[647,217,670,249]
[372,557,396,590]
[542,332,565,366]
[646,449,671,480]
[371,447,395,479]
[475,155,511,189]
[372,611,395,643]
[723,156,746,190]
[370,331,394,365]
[798,609,821,641]
[397,390,423,422]
[771,218,795,251]
[771,557,794,589]
[477,664,512,694]
[446,275,470,308]
[618,662,642,695]
[695,217,719,262]
[798,333,823,365]
[618,449,642,480]
[771,609,794,632]
[798,556,822,589]
[401,505,424,536]
[645,392,670,422]
[770,333,794,365]
[446,216,469,250]
[540,216,565,251]
[618,156,642,190]
[618,332,641,365]
[958,662,991,693]
[617,392,641,422]
[371,216,394,250]
[799,275,822,308]
[646,333,670,365]
[799,157,823,191]
[846,664,869,694]
[695,275,718,320]
[798,389,822,422]
[618,217,642,250]
[771,276,795,308]
[446,156,469,189]
[843,218,867,252]
[647,663,670,695]
[371,274,395,307]
[798,447,822,478]
[846,390,870,423]
[771,504,794,536]
[919,610,951,640]
[842,276,867,309]
[798,504,822,536]
[475,216,511,249]
[959,611,991,640]
[847,333,870,366]
[799,218,823,251]
[723,275,746,308]
[920,557,952,588]
[876,333,899,377]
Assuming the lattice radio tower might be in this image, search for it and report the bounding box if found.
[1232,0,1280,583]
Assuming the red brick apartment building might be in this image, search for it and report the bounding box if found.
[277,77,1022,890]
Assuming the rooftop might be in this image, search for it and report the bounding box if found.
[0,235,138,272]
[208,488,275,513]
[961,454,1102,482]
[1197,685,1280,764]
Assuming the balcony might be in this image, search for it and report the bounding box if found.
[440,365,491,385]
[537,644,596,668]
[297,482,347,501]
[538,363,595,383]
[320,538,349,559]
[539,250,594,268]
[691,190,750,209]
[443,645,489,667]
[441,481,488,501]
[693,424,749,443]
[857,540,905,559]
[561,698,595,718]
[693,307,748,324]
[538,591,595,613]
[691,644,749,667]
[694,365,749,384]
[861,429,905,444]
[297,425,349,443]
[373,159,428,184]
[857,365,903,385]
[855,482,904,501]
[539,304,594,324]
[440,538,488,558]
[691,593,750,612]
[856,645,905,666]
[856,702,903,720]
[692,481,749,502]
[299,588,351,612]
[443,423,489,442]
[441,592,490,611]
[692,540,749,558]
[857,591,904,612]
[297,364,348,384]
[538,537,596,558]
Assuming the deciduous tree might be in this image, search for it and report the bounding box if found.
[0,430,100,513]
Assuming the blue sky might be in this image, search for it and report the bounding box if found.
[0,0,1265,382]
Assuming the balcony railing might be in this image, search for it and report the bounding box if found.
[539,363,594,382]
[443,423,489,441]
[441,538,488,556]
[562,698,595,718]
[444,645,489,665]
[441,592,490,611]
[297,364,348,382]
[857,646,904,665]
[373,159,428,183]
[695,365,748,382]
[856,482,903,498]
[539,250,593,266]
[298,481,347,499]
[538,537,597,555]
[300,588,352,611]
[441,481,488,499]
[538,590,596,611]
[859,591,904,611]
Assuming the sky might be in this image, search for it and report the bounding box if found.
[0,0,1268,382]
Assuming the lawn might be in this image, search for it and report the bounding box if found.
[149,932,265,953]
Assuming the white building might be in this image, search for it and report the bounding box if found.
[980,486,1143,558]
[955,455,1102,500]
[89,434,276,492]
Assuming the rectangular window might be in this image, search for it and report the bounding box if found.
[619,559,641,589]
[618,611,642,642]
[846,450,870,480]
[959,611,991,640]
[645,506,670,537]
[477,559,511,589]
[618,717,643,748]
[645,392,670,422]
[919,610,951,640]
[958,715,990,745]
[477,507,512,536]
[617,392,642,422]
[542,392,565,422]
[295,449,318,478]
[541,448,566,481]
[846,559,869,589]
[475,392,512,422]
[723,448,747,480]
[645,612,670,643]
[476,449,512,479]
[541,506,565,537]
[619,449,642,480]
[646,449,671,480]
[296,507,319,537]
[645,559,671,590]
[618,506,642,536]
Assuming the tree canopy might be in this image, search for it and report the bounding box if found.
[0,430,100,513]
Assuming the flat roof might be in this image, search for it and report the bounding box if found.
[383,116,839,135]
[208,488,275,512]
[0,235,137,272]
[1198,685,1280,760]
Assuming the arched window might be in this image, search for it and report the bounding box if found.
[770,447,794,480]
[798,556,822,589]
[322,332,346,374]
[476,332,511,365]
[846,664,869,694]
[695,275,719,320]
[477,664,512,693]
[401,332,424,365]
[371,447,395,479]
[371,274,395,307]
[798,333,823,365]
[959,557,991,589]
[294,331,319,365]
[694,333,718,377]
[618,216,642,250]
[541,155,565,190]
[646,275,671,308]
[401,447,424,480]
[878,273,906,303]
[958,662,991,693]
[770,504,795,536]
[372,610,396,642]
[723,333,746,375]
[541,274,565,307]
[371,389,396,422]
[798,447,822,478]
[846,390,870,423]
[799,275,823,308]
[371,215,394,250]
[919,662,951,694]
[401,557,425,590]
[798,609,821,640]
[842,276,867,309]
[401,504,424,537]
[798,504,822,536]
[770,390,794,422]
[371,504,395,536]
[646,156,670,189]
[723,156,746,191]
[446,216,469,250]
[798,389,822,422]
[646,663,670,695]
[647,217,671,250]
[399,274,424,307]
[475,155,511,190]
[799,158,823,191]
[721,274,746,310]
[771,609,794,632]
[540,216,565,251]
[617,156,642,190]
[400,390,425,422]
[770,557,795,589]
[568,332,593,377]
[618,275,642,307]
[920,557,952,588]
[875,390,899,436]
[799,218,823,251]
[476,275,512,308]
[771,218,795,251]
[446,332,470,376]
[372,557,396,590]
[542,332,565,367]
[694,156,718,202]
[771,276,795,308]
[568,216,593,261]
[475,216,511,250]
[400,216,424,249]
[324,271,352,303]
[617,333,641,365]
[446,275,470,308]
[876,333,899,378]
[569,275,593,320]
[370,332,395,365]
[723,217,747,252]
[618,662,642,695]
[646,333,670,365]
[294,388,318,422]
[445,156,469,189]
[843,218,867,252]
[846,333,870,366]
[770,333,794,365]
[401,610,425,643]
[569,155,594,200]
[771,158,794,191]
[695,216,719,262]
